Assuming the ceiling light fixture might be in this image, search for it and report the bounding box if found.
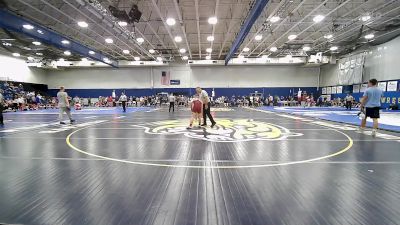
[149,49,155,54]
[361,15,371,22]
[205,55,211,60]
[182,56,188,60]
[32,41,41,46]
[365,34,374,39]
[324,34,333,39]
[179,48,186,53]
[37,30,44,34]
[243,47,250,52]
[330,46,338,51]
[174,36,182,42]
[208,16,218,25]
[64,51,71,56]
[166,18,176,26]
[207,36,214,41]
[27,57,34,61]
[118,21,128,26]
[61,40,70,44]
[77,21,88,28]
[134,56,140,61]
[206,48,212,53]
[123,49,130,54]
[89,51,95,55]
[270,47,278,52]
[288,34,297,40]
[36,52,43,56]
[313,15,325,23]
[156,56,162,61]
[255,35,262,41]
[59,58,65,62]
[105,38,113,44]
[269,16,280,23]
[12,53,20,57]
[303,46,311,51]
[23,24,34,30]
[136,37,144,43]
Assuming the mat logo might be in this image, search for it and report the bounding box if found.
[181,108,234,112]
[134,119,302,142]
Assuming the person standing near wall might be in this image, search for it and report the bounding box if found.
[57,86,75,125]
[0,89,4,127]
[359,79,383,137]
[119,92,127,112]
[112,89,116,105]
[196,87,216,128]
[168,93,176,112]
[345,93,354,110]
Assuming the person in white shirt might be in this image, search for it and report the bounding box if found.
[196,87,216,128]
[168,93,176,112]
[119,92,128,112]
[17,96,25,111]
[268,95,273,106]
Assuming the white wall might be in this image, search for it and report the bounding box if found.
[320,35,400,86]
[45,65,319,89]
[320,64,339,87]
[0,54,47,84]
[191,66,319,87]
[45,67,151,89]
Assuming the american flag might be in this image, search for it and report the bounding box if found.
[161,71,170,85]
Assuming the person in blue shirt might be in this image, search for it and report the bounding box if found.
[360,79,383,136]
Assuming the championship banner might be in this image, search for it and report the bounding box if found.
[378,82,387,92]
[326,87,332,94]
[387,81,398,92]
[161,71,170,86]
[336,86,343,94]
[360,83,368,93]
[331,86,337,94]
[353,84,360,93]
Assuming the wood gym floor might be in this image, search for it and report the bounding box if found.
[0,107,400,225]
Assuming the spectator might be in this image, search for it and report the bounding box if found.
[0,89,4,127]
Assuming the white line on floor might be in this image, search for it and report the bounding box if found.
[0,156,399,164]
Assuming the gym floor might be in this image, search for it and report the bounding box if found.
[1,107,400,225]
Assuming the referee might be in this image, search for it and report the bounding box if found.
[196,87,216,128]
[119,92,127,112]
[168,93,176,112]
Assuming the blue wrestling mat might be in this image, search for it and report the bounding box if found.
[258,106,400,132]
